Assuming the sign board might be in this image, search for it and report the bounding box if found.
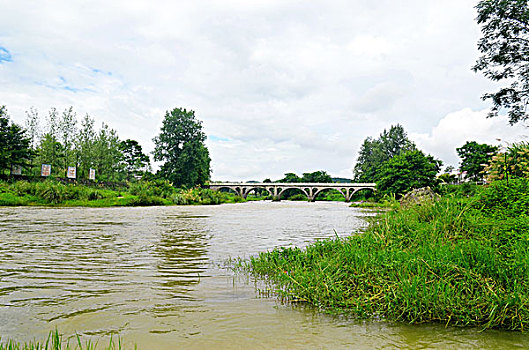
[41,164,51,177]
[89,168,96,180]
[11,165,22,175]
[67,166,77,179]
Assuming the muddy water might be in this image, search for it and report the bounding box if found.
[0,202,528,349]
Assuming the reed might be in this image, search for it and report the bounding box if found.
[0,329,125,350]
[246,179,529,330]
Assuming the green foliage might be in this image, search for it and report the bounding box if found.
[0,106,33,174]
[484,141,529,181]
[473,0,529,124]
[456,141,498,181]
[301,170,333,183]
[119,139,151,179]
[247,179,529,330]
[353,124,416,182]
[153,108,211,187]
[377,150,442,197]
[278,172,302,183]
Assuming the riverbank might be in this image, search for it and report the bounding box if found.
[0,179,243,207]
[246,179,529,330]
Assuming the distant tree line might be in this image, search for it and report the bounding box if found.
[0,105,211,188]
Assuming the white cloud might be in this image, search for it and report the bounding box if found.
[412,108,528,168]
[1,0,525,181]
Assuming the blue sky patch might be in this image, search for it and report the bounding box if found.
[209,135,230,142]
[0,47,12,63]
[91,67,112,76]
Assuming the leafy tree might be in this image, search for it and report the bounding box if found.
[353,124,416,182]
[484,141,529,181]
[473,0,529,124]
[59,107,77,174]
[279,172,302,183]
[92,123,122,181]
[119,139,151,179]
[377,150,442,197]
[153,107,211,187]
[456,141,498,181]
[301,170,333,183]
[75,114,97,179]
[0,106,33,174]
[24,106,40,150]
[36,134,64,176]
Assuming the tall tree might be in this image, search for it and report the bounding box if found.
[75,114,96,179]
[153,107,211,187]
[59,106,77,174]
[353,124,416,182]
[119,139,151,180]
[456,141,498,181]
[24,106,40,150]
[473,0,529,124]
[0,106,32,174]
[92,123,122,181]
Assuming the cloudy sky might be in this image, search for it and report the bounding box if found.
[1,0,527,181]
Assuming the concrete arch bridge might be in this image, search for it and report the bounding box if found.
[208,182,376,202]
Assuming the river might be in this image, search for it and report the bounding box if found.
[0,201,528,349]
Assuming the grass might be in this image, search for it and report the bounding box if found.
[0,179,244,207]
[244,179,529,331]
[0,330,127,350]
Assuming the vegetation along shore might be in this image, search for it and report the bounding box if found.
[244,179,529,330]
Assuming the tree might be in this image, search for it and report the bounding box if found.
[473,0,529,124]
[0,106,33,174]
[353,124,416,182]
[119,139,151,180]
[92,122,122,181]
[456,141,498,181]
[153,108,211,187]
[279,172,302,183]
[484,141,529,181]
[377,150,442,197]
[75,114,96,179]
[301,170,333,183]
[59,107,77,175]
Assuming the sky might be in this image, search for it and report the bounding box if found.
[0,0,527,181]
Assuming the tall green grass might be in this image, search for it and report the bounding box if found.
[0,329,125,350]
[0,179,244,207]
[246,179,529,330]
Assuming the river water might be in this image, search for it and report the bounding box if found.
[1,201,528,349]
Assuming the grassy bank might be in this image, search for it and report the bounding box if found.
[246,179,529,330]
[0,179,244,207]
[0,330,124,350]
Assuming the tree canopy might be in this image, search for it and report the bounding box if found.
[0,106,32,174]
[377,150,442,197]
[456,141,498,181]
[473,0,529,124]
[353,124,416,182]
[153,107,211,187]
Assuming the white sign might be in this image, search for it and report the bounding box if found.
[41,164,51,177]
[89,168,96,180]
[11,165,22,175]
[67,166,77,179]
